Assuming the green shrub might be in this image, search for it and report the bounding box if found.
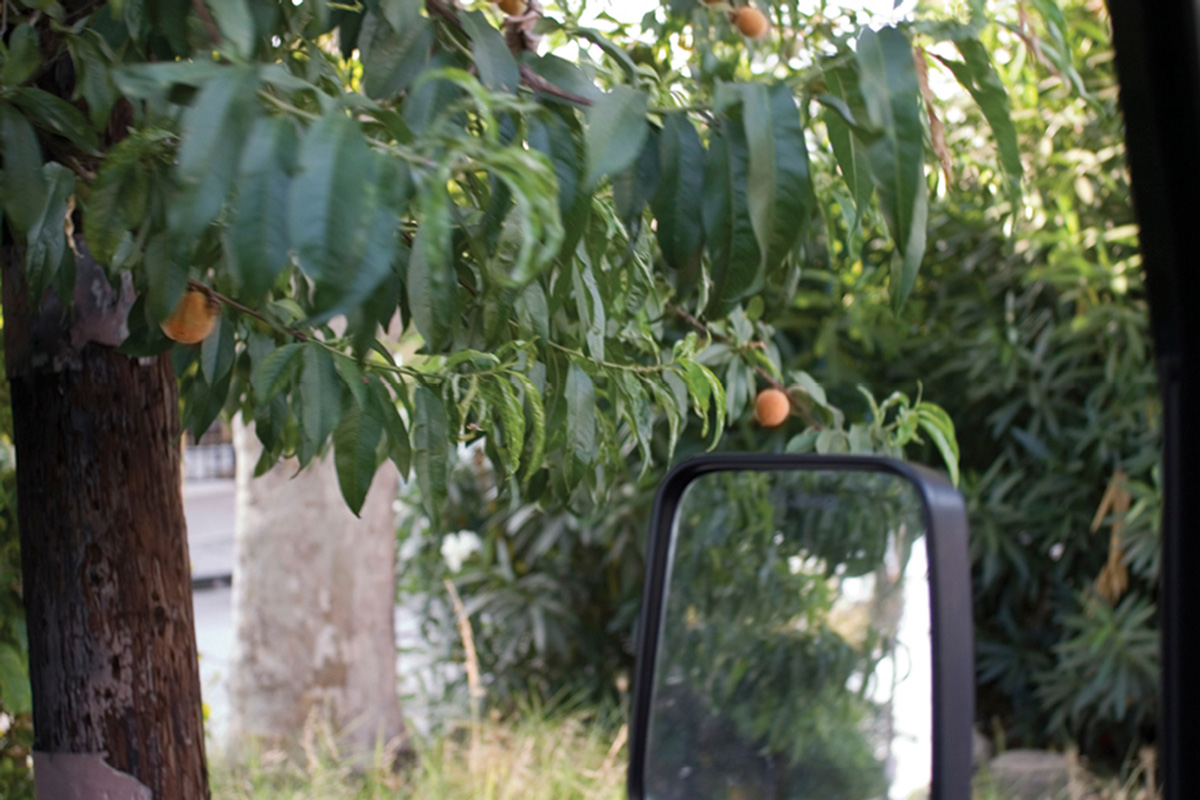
[788,1,1159,764]
[0,338,34,799]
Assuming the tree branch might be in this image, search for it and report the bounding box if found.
[424,0,593,106]
[188,280,311,343]
[191,0,222,46]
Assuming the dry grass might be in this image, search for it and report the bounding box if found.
[209,705,627,800]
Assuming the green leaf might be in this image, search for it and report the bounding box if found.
[515,281,550,342]
[651,113,705,273]
[682,361,711,438]
[619,372,653,473]
[288,112,375,282]
[11,88,101,154]
[309,153,409,323]
[68,35,118,129]
[250,341,304,401]
[0,642,32,716]
[646,375,682,462]
[361,11,433,100]
[299,343,343,454]
[612,126,660,234]
[172,66,258,241]
[407,184,458,352]
[695,361,726,450]
[412,384,449,526]
[23,162,75,303]
[333,399,384,515]
[230,116,295,303]
[821,65,875,224]
[703,119,761,311]
[0,102,46,233]
[941,38,1023,191]
[855,27,929,308]
[460,10,520,94]
[916,402,960,486]
[208,0,257,59]
[510,372,546,482]
[565,362,597,465]
[816,428,850,454]
[576,28,638,81]
[144,233,188,322]
[370,378,411,478]
[82,130,168,265]
[572,261,606,362]
[480,375,526,476]
[1,25,41,86]
[740,82,813,276]
[584,86,649,188]
[528,111,582,219]
[201,315,236,386]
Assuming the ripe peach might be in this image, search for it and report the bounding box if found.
[160,288,219,345]
[497,0,528,15]
[732,7,770,39]
[754,388,790,427]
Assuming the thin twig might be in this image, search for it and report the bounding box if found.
[444,578,484,765]
[191,0,222,45]
[518,64,593,106]
[188,279,311,342]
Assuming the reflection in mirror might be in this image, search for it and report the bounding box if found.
[644,469,933,800]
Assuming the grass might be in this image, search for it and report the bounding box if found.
[209,704,628,800]
[971,746,1160,800]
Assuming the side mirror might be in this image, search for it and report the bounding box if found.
[628,455,974,800]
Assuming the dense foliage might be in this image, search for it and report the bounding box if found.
[394,0,1158,774]
[789,0,1158,765]
[0,0,999,521]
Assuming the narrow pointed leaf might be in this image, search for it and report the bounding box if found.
[566,362,597,465]
[289,113,374,281]
[333,400,385,515]
[413,385,449,525]
[173,67,258,240]
[231,116,295,303]
[855,27,928,307]
[460,11,520,93]
[740,82,812,275]
[651,113,705,272]
[251,342,304,401]
[300,343,342,451]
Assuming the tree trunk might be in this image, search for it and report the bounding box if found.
[227,418,407,765]
[2,250,209,797]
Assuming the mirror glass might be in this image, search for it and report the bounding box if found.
[643,468,933,800]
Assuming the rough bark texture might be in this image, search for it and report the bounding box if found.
[228,418,406,762]
[3,248,209,798]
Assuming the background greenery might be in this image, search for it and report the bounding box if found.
[398,0,1159,776]
[0,0,1159,791]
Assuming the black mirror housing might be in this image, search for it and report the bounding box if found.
[627,454,975,800]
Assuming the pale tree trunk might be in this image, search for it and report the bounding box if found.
[227,417,407,764]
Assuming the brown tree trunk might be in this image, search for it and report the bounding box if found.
[2,249,209,798]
